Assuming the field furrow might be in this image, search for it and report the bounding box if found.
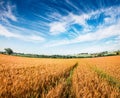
[0,54,120,98]
[72,60,120,98]
[84,56,120,81]
[0,54,76,97]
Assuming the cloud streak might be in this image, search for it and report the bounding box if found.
[45,21,120,47]
[0,2,17,23]
[0,1,46,42]
[0,0,120,54]
[49,6,120,35]
[49,22,66,35]
[0,24,45,42]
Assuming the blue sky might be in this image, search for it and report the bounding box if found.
[0,0,120,55]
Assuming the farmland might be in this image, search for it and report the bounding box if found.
[0,54,120,98]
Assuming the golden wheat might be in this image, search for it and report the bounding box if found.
[0,54,120,98]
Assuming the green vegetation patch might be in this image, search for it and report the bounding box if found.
[61,62,78,98]
[66,63,78,85]
[91,66,120,90]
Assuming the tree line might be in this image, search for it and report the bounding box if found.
[0,48,120,58]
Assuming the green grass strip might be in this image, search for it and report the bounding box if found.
[66,62,78,85]
[91,66,120,90]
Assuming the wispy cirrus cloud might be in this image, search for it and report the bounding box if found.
[65,0,80,11]
[45,20,120,47]
[76,22,120,42]
[0,0,120,55]
[0,1,17,23]
[49,22,66,35]
[0,1,46,42]
[45,5,120,50]
[49,6,120,36]
[0,24,45,42]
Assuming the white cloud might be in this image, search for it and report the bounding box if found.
[6,4,17,21]
[0,24,19,37]
[49,13,89,35]
[103,7,120,25]
[34,13,53,22]
[0,24,45,42]
[76,22,120,42]
[49,22,66,35]
[47,12,63,21]
[49,6,120,35]
[0,2,17,23]
[45,21,120,47]
[70,13,89,26]
[66,0,80,11]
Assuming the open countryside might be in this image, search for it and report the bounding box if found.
[0,0,120,97]
[0,54,120,98]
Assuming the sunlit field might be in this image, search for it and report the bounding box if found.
[0,54,120,98]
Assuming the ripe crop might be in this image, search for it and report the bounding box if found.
[72,60,120,98]
[0,54,75,97]
[83,56,120,81]
[0,54,120,98]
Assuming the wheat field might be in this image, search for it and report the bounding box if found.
[0,54,120,98]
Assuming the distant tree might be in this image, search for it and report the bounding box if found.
[4,48,13,55]
[116,51,120,55]
[0,51,5,54]
[97,53,103,57]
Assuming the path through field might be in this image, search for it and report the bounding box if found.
[0,54,120,98]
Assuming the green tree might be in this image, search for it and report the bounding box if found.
[4,48,13,55]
